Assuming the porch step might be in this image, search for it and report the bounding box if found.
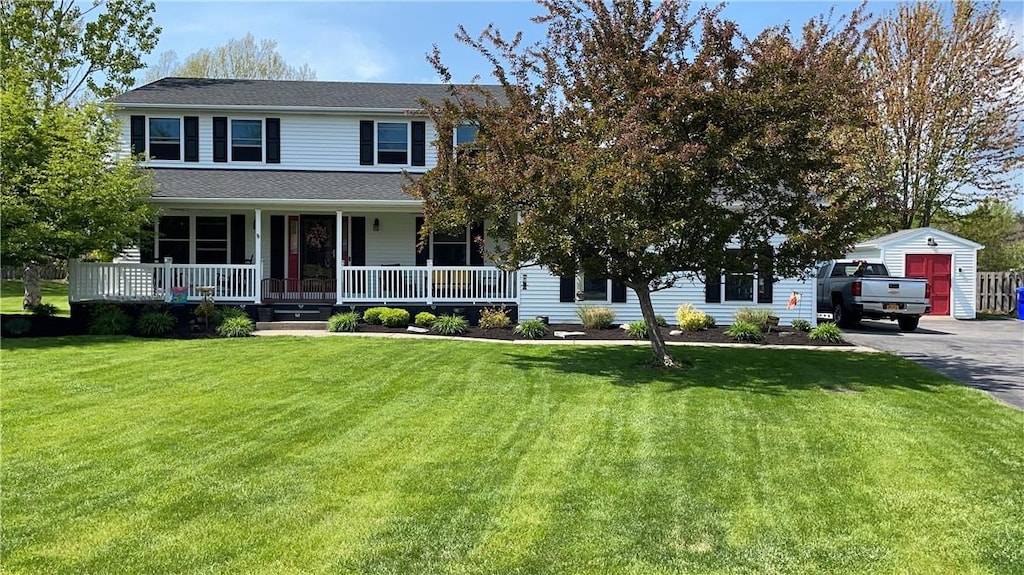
[256,321,327,331]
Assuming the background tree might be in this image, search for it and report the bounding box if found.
[933,200,1024,271]
[410,0,877,366]
[865,0,1024,231]
[1,0,160,308]
[145,33,317,82]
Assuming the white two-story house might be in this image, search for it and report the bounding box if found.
[69,77,818,325]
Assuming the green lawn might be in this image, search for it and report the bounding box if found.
[0,280,70,315]
[2,338,1021,574]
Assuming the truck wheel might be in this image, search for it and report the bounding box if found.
[897,316,920,332]
[832,303,860,328]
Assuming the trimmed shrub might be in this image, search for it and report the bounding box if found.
[675,304,709,332]
[30,303,59,317]
[626,320,649,339]
[576,306,617,329]
[725,321,763,343]
[478,306,511,330]
[809,323,844,343]
[654,315,668,327]
[379,308,411,328]
[432,314,468,336]
[513,318,548,339]
[733,307,774,332]
[217,315,254,338]
[215,306,249,326]
[136,311,176,337]
[327,312,360,333]
[414,312,437,327]
[363,307,389,325]
[791,319,812,332]
[89,304,132,335]
[703,314,717,329]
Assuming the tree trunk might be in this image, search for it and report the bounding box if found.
[22,263,42,310]
[633,283,677,368]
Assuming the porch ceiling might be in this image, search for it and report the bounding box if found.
[151,168,420,203]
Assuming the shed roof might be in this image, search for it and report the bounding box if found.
[855,227,983,250]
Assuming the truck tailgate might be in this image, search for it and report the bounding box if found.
[859,278,928,303]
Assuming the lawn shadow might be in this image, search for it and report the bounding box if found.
[845,321,952,336]
[1,335,147,352]
[500,345,953,396]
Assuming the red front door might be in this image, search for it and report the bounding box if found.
[906,254,951,315]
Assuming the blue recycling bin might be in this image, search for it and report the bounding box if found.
[1018,287,1024,320]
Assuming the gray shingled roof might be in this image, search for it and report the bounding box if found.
[151,168,420,202]
[112,77,500,109]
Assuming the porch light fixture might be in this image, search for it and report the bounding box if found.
[373,218,380,231]
[927,237,938,247]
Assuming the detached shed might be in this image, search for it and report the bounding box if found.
[847,227,983,319]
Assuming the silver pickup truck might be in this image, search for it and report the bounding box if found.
[816,260,930,332]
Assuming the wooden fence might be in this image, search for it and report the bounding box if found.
[1,264,68,281]
[976,271,1023,314]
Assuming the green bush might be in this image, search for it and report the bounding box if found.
[809,322,844,343]
[791,319,812,332]
[478,306,511,329]
[215,306,249,326]
[626,320,649,339]
[194,298,217,327]
[725,321,763,343]
[136,311,176,337]
[576,306,617,329]
[676,303,709,331]
[414,312,436,327]
[217,315,254,338]
[733,307,774,332]
[89,304,132,335]
[30,303,59,317]
[379,308,411,328]
[363,307,389,325]
[654,315,668,327]
[327,312,360,333]
[513,318,548,339]
[432,314,468,336]
[703,314,717,329]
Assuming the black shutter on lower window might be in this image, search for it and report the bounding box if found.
[139,224,155,263]
[213,117,228,162]
[359,120,374,165]
[705,268,722,303]
[130,115,146,156]
[230,214,245,263]
[411,121,426,166]
[265,118,281,164]
[415,217,429,266]
[351,217,366,266]
[184,116,199,162]
[469,220,484,266]
[560,276,576,302]
[270,216,285,278]
[757,245,774,304]
[611,281,627,303]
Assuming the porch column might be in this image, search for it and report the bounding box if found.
[335,210,344,305]
[254,209,263,304]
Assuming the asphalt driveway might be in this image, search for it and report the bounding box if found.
[842,316,1024,409]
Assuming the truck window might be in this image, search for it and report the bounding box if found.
[831,263,890,277]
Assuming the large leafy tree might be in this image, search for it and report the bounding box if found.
[145,33,317,82]
[865,0,1024,230]
[934,200,1024,271]
[1,0,160,308]
[409,0,878,365]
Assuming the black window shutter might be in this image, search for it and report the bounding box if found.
[560,276,577,302]
[183,116,199,162]
[411,121,426,166]
[130,115,146,156]
[469,220,484,266]
[266,118,281,164]
[270,215,285,278]
[230,214,246,263]
[757,245,774,304]
[611,281,627,303]
[213,117,228,162]
[139,224,155,263]
[415,217,430,266]
[359,120,374,165]
[350,217,366,266]
[705,268,722,303]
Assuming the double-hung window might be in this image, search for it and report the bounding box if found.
[377,122,409,164]
[148,118,181,160]
[231,119,263,162]
[706,246,774,303]
[724,248,755,301]
[580,275,610,302]
[432,227,469,266]
[156,215,229,264]
[195,217,228,264]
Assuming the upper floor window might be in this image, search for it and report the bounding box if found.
[231,119,263,162]
[149,118,181,161]
[377,122,408,164]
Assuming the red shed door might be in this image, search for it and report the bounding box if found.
[906,254,951,315]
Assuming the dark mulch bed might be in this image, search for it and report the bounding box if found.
[356,323,850,346]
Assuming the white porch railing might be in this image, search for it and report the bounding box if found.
[69,259,259,303]
[339,265,517,304]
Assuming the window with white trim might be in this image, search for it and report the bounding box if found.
[148,117,181,160]
[156,215,230,264]
[377,122,409,164]
[432,227,469,266]
[231,119,263,162]
[580,275,610,302]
